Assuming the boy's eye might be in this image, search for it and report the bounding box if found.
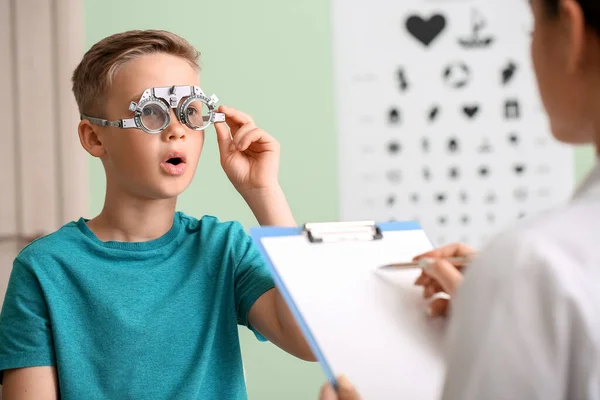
[139,103,168,131]
[183,99,207,128]
[143,107,158,116]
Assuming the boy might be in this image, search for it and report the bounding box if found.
[0,29,314,399]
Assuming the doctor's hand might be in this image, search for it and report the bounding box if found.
[319,376,361,400]
[413,243,476,318]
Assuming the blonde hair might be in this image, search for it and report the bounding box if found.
[72,29,201,115]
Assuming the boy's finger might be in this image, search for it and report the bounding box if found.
[219,106,255,128]
[235,128,277,152]
[215,106,242,133]
[214,121,236,157]
[230,123,258,145]
[230,121,255,135]
[235,129,262,152]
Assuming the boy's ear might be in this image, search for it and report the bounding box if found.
[78,120,106,158]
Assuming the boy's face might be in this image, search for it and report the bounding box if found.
[97,53,204,200]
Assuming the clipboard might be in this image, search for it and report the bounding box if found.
[250,221,447,399]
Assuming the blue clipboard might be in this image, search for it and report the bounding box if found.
[250,220,426,390]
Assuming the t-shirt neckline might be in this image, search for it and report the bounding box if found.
[75,212,182,251]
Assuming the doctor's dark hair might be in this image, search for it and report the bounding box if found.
[543,0,600,33]
[72,30,201,115]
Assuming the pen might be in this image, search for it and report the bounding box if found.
[378,254,477,270]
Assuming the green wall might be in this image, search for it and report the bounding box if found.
[85,1,597,398]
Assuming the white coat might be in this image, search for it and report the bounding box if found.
[442,159,600,399]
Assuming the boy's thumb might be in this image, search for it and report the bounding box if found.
[214,122,234,156]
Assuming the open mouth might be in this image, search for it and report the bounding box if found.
[166,157,183,166]
[163,151,187,165]
[161,152,187,176]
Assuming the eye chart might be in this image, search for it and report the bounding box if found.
[333,0,574,249]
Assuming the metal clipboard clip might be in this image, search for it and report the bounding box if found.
[303,221,383,243]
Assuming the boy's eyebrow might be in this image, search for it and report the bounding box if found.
[128,92,144,104]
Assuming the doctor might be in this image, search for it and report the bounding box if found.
[321,0,600,398]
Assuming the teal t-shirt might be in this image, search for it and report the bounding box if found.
[0,212,275,399]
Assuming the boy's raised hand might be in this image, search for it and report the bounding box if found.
[214,106,280,193]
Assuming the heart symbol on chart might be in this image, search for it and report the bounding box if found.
[463,105,479,118]
[405,14,447,47]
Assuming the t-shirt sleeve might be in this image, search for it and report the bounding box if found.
[231,222,276,341]
[440,229,572,400]
[0,258,55,383]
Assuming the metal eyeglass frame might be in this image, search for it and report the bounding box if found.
[80,85,226,134]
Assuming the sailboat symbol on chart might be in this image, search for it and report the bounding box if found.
[458,9,495,49]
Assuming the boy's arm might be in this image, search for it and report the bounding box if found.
[240,186,296,227]
[2,367,58,400]
[214,107,315,360]
[248,288,316,361]
[243,186,316,361]
[0,259,58,398]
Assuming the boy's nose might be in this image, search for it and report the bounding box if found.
[163,111,186,141]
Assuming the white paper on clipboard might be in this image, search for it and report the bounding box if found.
[251,222,448,399]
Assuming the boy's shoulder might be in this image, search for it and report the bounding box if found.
[178,213,258,263]
[16,220,83,266]
[178,212,249,239]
